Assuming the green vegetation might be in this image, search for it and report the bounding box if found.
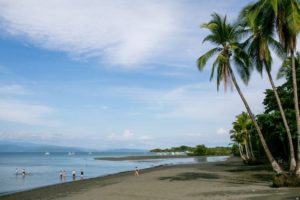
[150,145,193,153]
[197,0,300,185]
[230,59,300,166]
[150,145,232,156]
[191,145,232,156]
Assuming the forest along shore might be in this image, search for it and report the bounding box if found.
[1,157,300,200]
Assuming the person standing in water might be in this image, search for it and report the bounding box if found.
[22,169,25,176]
[62,170,66,181]
[80,169,84,180]
[72,170,76,180]
[59,171,63,181]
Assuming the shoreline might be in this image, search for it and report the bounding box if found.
[95,155,192,161]
[1,157,300,200]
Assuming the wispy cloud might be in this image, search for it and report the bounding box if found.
[104,75,268,121]
[0,84,30,95]
[0,0,252,68]
[0,0,180,67]
[216,128,227,136]
[0,100,56,126]
[107,129,150,141]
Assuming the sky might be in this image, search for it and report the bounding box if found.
[0,0,286,150]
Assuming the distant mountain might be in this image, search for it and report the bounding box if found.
[0,141,95,153]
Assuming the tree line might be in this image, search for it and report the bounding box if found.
[150,145,232,156]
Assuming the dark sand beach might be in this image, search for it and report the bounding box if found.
[1,157,300,200]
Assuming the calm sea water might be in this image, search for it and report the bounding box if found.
[0,152,228,195]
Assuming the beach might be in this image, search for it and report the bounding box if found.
[1,157,300,200]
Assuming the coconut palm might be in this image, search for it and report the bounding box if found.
[197,13,283,173]
[230,112,255,162]
[240,5,296,171]
[245,0,300,174]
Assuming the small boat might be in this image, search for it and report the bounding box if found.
[45,152,50,155]
[68,152,75,156]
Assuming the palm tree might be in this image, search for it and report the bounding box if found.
[240,5,296,171]
[230,129,248,161]
[245,0,300,174]
[230,112,256,162]
[197,13,283,174]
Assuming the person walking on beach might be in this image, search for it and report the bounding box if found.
[134,166,139,176]
[72,170,76,180]
[80,169,84,180]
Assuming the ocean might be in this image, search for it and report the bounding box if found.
[0,152,228,195]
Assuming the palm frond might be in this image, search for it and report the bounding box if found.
[233,47,251,84]
[197,48,220,71]
[268,37,286,60]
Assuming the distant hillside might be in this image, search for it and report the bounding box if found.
[0,141,94,152]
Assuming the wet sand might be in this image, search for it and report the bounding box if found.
[1,157,300,200]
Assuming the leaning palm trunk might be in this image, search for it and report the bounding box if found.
[239,144,247,161]
[248,134,255,160]
[266,70,296,171]
[245,142,252,160]
[230,68,283,174]
[291,51,300,175]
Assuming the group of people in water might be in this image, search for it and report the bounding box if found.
[15,168,30,176]
[59,169,84,181]
[15,167,139,181]
[15,168,84,181]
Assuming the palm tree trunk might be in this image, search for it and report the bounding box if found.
[230,68,283,174]
[290,50,300,175]
[248,133,255,160]
[239,144,247,161]
[266,70,296,171]
[245,142,251,160]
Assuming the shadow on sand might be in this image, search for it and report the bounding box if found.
[159,172,220,182]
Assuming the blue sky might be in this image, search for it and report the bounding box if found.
[0,0,284,150]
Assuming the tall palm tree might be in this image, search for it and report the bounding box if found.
[245,0,300,174]
[197,13,283,174]
[240,5,296,171]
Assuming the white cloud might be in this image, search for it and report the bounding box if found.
[216,128,227,136]
[0,0,180,67]
[0,100,55,125]
[0,0,253,68]
[100,106,109,110]
[107,129,150,141]
[0,84,30,95]
[104,73,268,121]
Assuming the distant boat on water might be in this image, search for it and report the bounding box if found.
[68,152,75,156]
[45,152,50,155]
